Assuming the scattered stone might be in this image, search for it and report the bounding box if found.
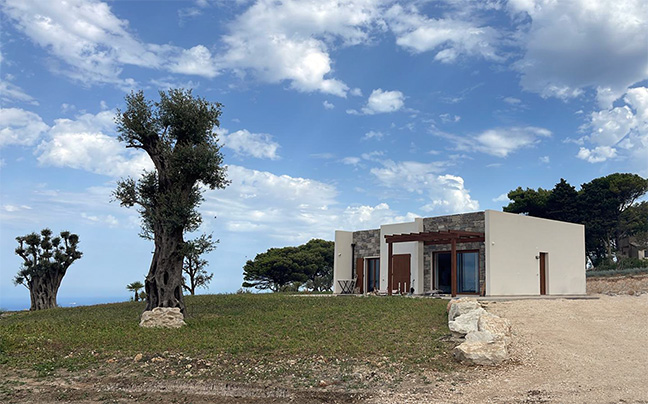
[139,307,186,328]
[318,380,328,387]
[453,340,508,366]
[134,353,143,362]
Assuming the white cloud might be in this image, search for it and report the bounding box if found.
[220,129,280,160]
[36,110,153,177]
[510,0,648,100]
[473,126,552,157]
[341,156,361,165]
[219,0,382,97]
[578,86,648,169]
[577,146,617,163]
[386,4,502,63]
[439,113,461,123]
[539,155,550,164]
[354,89,405,115]
[503,97,521,105]
[0,108,49,147]
[167,45,219,78]
[362,130,385,140]
[492,193,510,203]
[370,160,479,214]
[1,0,219,87]
[0,80,38,105]
[323,100,335,110]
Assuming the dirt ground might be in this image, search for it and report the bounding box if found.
[3,294,647,403]
[373,294,648,403]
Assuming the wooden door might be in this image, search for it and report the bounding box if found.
[539,253,547,295]
[392,254,411,294]
[355,258,364,293]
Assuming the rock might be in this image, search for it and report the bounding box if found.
[465,330,497,343]
[448,298,482,321]
[453,340,508,366]
[448,307,485,336]
[478,311,511,340]
[318,380,328,387]
[139,307,186,328]
[133,353,143,362]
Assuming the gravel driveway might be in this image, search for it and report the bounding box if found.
[375,294,648,403]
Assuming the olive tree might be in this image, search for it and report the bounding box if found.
[14,229,82,310]
[113,89,228,314]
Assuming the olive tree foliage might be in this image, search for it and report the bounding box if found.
[113,89,229,314]
[182,234,217,295]
[14,229,82,310]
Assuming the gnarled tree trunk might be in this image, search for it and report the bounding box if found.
[145,227,186,314]
[28,272,63,311]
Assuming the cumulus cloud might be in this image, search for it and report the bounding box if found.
[362,130,385,140]
[219,0,382,97]
[0,108,49,147]
[473,126,552,157]
[348,89,405,115]
[510,0,648,100]
[323,100,335,110]
[386,4,502,63]
[220,129,280,160]
[577,86,648,170]
[576,146,617,163]
[370,160,479,214]
[35,110,153,177]
[167,45,219,78]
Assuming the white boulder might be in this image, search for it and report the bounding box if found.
[453,340,508,366]
[448,307,486,336]
[140,307,186,328]
[447,298,482,321]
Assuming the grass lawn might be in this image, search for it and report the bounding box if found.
[0,293,455,391]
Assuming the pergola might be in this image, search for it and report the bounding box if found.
[384,230,485,296]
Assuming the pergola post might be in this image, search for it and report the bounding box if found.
[451,237,457,297]
[387,241,393,296]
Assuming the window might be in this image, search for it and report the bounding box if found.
[367,258,380,292]
[435,251,479,294]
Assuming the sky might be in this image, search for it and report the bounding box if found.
[1,0,647,310]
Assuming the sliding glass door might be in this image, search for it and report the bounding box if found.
[457,251,479,294]
[435,251,479,294]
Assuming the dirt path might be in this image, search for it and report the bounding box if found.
[373,294,648,403]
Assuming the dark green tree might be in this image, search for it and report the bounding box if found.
[14,229,82,310]
[182,234,217,295]
[503,187,551,217]
[113,89,229,314]
[127,281,145,301]
[579,173,648,264]
[242,239,334,292]
[545,178,580,223]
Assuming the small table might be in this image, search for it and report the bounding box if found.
[337,279,355,294]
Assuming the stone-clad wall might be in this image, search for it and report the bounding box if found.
[353,230,380,259]
[422,212,486,294]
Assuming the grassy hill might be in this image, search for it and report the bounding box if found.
[0,293,454,394]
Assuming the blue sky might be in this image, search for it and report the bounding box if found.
[1,0,647,310]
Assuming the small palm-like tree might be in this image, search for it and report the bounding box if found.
[126,281,145,302]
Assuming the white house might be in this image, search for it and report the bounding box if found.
[333,210,586,297]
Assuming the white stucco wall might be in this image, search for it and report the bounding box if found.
[333,230,353,294]
[379,219,424,294]
[485,210,586,296]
